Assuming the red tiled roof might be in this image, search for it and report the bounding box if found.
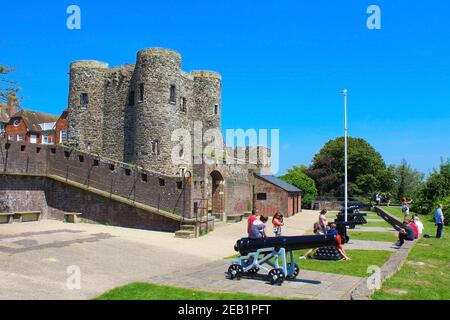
[10,109,59,132]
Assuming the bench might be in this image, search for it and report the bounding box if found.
[14,211,41,223]
[64,212,83,224]
[0,213,14,224]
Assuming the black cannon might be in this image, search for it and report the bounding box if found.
[336,211,368,229]
[228,235,337,285]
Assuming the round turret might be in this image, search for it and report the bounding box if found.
[68,60,108,153]
[192,70,222,132]
[132,48,188,174]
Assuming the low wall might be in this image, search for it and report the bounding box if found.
[0,175,180,232]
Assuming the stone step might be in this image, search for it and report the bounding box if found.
[180,224,196,231]
[174,230,195,239]
[226,214,244,223]
[211,212,224,221]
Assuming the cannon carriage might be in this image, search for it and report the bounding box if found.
[228,235,338,285]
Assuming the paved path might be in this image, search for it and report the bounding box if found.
[148,260,362,300]
[0,210,320,300]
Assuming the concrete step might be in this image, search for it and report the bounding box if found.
[180,224,196,231]
[174,230,195,239]
[211,212,224,221]
[226,214,244,223]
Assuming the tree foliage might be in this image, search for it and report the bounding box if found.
[305,137,389,198]
[0,65,20,104]
[392,160,423,200]
[413,160,450,222]
[280,166,318,209]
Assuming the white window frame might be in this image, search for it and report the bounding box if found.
[42,135,49,144]
[30,134,38,144]
[17,134,24,142]
[8,134,14,141]
[60,130,68,143]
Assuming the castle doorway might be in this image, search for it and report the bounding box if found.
[209,170,224,214]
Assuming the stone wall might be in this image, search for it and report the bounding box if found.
[0,141,193,221]
[0,175,179,232]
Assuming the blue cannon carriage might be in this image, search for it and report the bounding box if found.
[228,235,338,285]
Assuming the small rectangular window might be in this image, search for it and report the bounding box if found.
[17,134,24,142]
[152,140,160,155]
[169,85,176,103]
[78,155,84,163]
[128,90,135,106]
[257,193,267,201]
[36,147,41,154]
[124,168,131,176]
[50,148,56,154]
[159,178,165,187]
[214,105,219,115]
[80,93,89,108]
[60,130,68,143]
[141,174,148,183]
[181,97,187,113]
[64,151,71,158]
[109,164,115,171]
[139,84,144,102]
[93,159,99,166]
[177,181,183,190]
[21,145,26,152]
[8,134,14,141]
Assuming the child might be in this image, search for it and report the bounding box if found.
[272,212,284,237]
[327,223,351,260]
[300,222,324,259]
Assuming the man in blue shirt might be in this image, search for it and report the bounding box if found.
[434,204,445,239]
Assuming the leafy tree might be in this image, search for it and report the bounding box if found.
[0,65,20,104]
[305,137,390,197]
[280,166,318,209]
[393,159,423,200]
[413,160,450,219]
[354,174,379,197]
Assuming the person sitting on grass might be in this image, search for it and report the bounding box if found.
[300,223,324,259]
[327,223,351,260]
[413,214,424,236]
[396,222,416,247]
[249,215,268,239]
[272,212,284,237]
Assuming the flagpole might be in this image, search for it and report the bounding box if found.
[342,89,348,223]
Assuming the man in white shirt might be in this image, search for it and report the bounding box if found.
[413,215,424,236]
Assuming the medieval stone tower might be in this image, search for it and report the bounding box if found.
[68,48,222,176]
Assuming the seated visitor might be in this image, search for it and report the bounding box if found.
[396,223,416,247]
[247,209,258,236]
[300,223,324,259]
[327,223,351,260]
[249,215,268,239]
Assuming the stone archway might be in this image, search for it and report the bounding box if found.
[209,170,225,214]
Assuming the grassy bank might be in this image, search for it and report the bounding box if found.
[373,206,450,300]
[96,283,287,300]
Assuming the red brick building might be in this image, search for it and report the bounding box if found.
[55,109,69,144]
[254,173,302,218]
[0,96,19,138]
[6,110,59,144]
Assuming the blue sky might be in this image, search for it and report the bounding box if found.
[1,0,449,175]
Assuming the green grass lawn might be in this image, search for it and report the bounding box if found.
[348,231,398,242]
[96,283,287,300]
[296,249,393,277]
[364,220,394,228]
[373,207,450,300]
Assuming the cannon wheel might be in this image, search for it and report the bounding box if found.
[268,268,285,285]
[228,264,243,280]
[287,263,300,279]
[247,267,260,274]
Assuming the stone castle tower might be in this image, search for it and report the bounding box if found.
[68,48,222,175]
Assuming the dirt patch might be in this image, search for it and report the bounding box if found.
[386,288,408,295]
[406,261,426,267]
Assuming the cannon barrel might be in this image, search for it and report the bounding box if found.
[234,235,338,256]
